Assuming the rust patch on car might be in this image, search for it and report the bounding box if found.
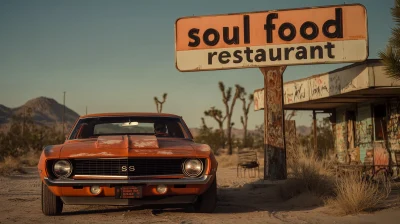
[96,135,127,149]
[129,148,194,157]
[193,144,211,152]
[128,135,159,149]
[156,150,174,155]
[69,152,115,157]
[191,143,212,157]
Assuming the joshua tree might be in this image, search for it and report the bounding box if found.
[219,82,243,155]
[201,117,208,129]
[379,0,400,80]
[237,85,254,148]
[154,93,167,113]
[204,106,226,148]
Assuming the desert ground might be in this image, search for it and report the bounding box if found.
[1,161,400,224]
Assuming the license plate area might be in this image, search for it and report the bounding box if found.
[115,185,143,199]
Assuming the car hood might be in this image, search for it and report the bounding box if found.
[59,135,200,158]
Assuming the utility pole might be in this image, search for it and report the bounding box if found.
[86,106,87,115]
[62,91,66,137]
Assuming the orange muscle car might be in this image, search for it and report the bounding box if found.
[37,112,218,216]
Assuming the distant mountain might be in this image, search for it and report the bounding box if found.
[0,97,80,132]
[1,97,313,137]
[189,125,311,138]
[189,127,253,139]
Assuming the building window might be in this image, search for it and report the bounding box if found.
[373,104,387,141]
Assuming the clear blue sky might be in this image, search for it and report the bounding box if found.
[0,0,395,129]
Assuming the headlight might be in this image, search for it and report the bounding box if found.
[52,160,73,178]
[182,159,203,177]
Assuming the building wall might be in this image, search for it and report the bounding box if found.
[335,98,400,164]
[388,99,400,151]
[356,103,373,163]
[335,107,347,163]
[388,99,400,166]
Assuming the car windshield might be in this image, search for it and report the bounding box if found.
[69,116,188,139]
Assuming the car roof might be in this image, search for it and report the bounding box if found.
[79,112,181,119]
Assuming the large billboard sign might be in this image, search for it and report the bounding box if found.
[175,4,368,72]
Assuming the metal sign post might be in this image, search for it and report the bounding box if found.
[260,66,287,180]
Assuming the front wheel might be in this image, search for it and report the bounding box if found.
[193,176,217,213]
[41,182,63,216]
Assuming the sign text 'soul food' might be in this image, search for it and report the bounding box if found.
[175,4,368,72]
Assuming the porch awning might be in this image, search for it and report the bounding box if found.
[254,59,400,111]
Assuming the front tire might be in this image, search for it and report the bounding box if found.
[193,175,217,213]
[41,182,63,216]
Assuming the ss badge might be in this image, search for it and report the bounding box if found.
[121,166,135,172]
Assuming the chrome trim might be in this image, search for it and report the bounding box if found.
[73,175,128,180]
[60,195,198,206]
[43,175,212,186]
[73,174,185,180]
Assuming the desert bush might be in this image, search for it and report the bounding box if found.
[194,125,223,155]
[279,178,307,200]
[283,148,393,214]
[246,124,264,150]
[215,153,238,168]
[0,110,64,161]
[281,149,335,199]
[327,171,392,215]
[298,117,335,158]
[19,150,41,166]
[0,156,27,175]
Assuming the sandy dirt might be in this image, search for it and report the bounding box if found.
[1,166,400,224]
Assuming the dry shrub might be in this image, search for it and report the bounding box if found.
[215,154,238,168]
[19,150,40,166]
[281,149,335,199]
[279,178,307,200]
[216,148,263,168]
[327,171,391,215]
[0,156,27,175]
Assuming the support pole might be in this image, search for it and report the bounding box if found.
[313,110,318,157]
[260,66,287,180]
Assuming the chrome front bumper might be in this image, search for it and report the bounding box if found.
[43,175,212,187]
[61,195,198,206]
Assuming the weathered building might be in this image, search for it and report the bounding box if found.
[254,59,400,166]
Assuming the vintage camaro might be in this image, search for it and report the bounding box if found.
[37,112,218,215]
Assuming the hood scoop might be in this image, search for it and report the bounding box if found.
[95,135,127,149]
[95,135,159,149]
[128,135,159,149]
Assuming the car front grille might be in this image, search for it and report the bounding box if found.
[72,158,187,177]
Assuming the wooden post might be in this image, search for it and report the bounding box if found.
[260,66,287,180]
